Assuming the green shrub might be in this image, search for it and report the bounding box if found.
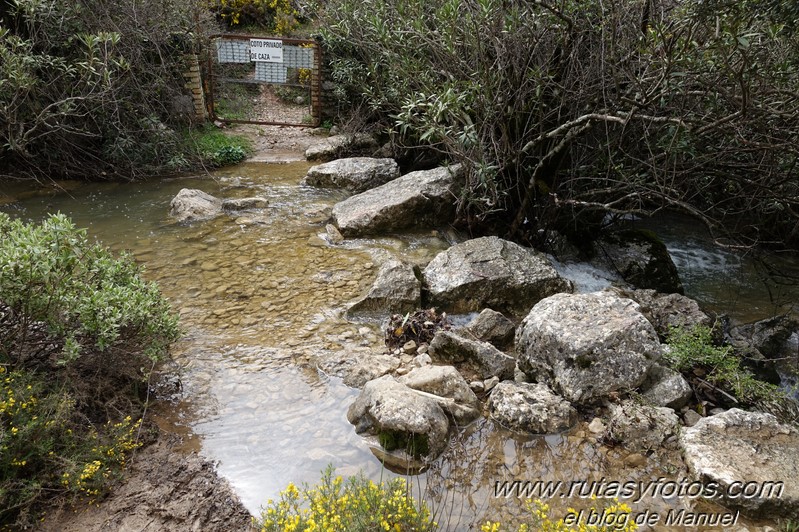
[0,212,179,366]
[256,466,436,531]
[0,213,179,526]
[664,325,784,406]
[183,126,252,168]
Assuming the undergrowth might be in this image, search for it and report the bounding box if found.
[664,324,784,405]
[0,214,179,526]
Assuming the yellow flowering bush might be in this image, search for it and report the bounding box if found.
[209,0,298,34]
[0,368,144,524]
[257,466,436,532]
[482,500,638,532]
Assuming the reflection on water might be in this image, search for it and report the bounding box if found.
[0,167,779,529]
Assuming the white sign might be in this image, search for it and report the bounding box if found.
[250,39,283,63]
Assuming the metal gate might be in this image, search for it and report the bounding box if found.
[207,34,321,127]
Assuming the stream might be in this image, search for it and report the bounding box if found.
[2,162,794,530]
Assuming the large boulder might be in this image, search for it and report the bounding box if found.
[616,288,714,341]
[422,236,573,317]
[331,165,462,236]
[460,308,516,351]
[305,133,379,162]
[346,259,420,320]
[516,291,662,404]
[488,381,577,434]
[604,399,680,452]
[347,375,450,459]
[169,189,222,223]
[679,409,799,518]
[303,157,400,193]
[594,229,683,294]
[399,365,480,425]
[428,330,516,381]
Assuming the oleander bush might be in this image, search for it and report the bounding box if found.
[0,213,180,526]
[319,0,799,249]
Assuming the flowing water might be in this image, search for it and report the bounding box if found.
[1,164,787,530]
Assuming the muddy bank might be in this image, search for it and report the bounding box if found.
[40,432,253,532]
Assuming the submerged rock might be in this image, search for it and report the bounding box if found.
[346,259,420,320]
[347,375,449,460]
[679,409,799,518]
[422,236,573,317]
[221,197,269,212]
[169,189,222,223]
[318,352,400,389]
[516,291,662,404]
[428,330,516,381]
[303,157,400,192]
[331,165,463,236]
[488,381,577,434]
[594,229,683,294]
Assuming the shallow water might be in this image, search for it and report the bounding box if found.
[0,166,781,530]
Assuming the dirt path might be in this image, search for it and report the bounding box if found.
[227,121,323,163]
[40,433,254,532]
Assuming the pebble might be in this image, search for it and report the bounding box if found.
[402,340,418,354]
[588,417,606,434]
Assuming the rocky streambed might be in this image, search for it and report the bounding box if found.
[3,133,799,530]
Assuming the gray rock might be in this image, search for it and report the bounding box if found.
[221,197,269,212]
[423,237,573,317]
[488,381,577,434]
[303,157,400,192]
[305,134,379,162]
[679,408,799,517]
[317,352,400,388]
[332,165,463,237]
[594,229,683,294]
[428,330,516,380]
[728,314,798,360]
[483,376,500,392]
[605,399,680,452]
[347,375,450,459]
[462,309,516,350]
[169,189,222,223]
[346,259,420,319]
[399,365,480,425]
[640,363,693,409]
[516,291,662,404]
[682,409,703,427]
[325,224,344,244]
[412,353,432,367]
[616,288,714,341]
